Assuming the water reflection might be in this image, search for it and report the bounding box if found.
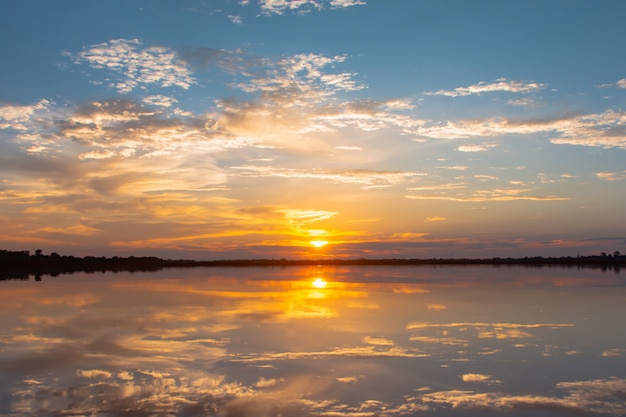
[1,266,625,416]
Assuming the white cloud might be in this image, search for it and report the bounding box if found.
[412,110,626,149]
[258,0,364,15]
[330,0,366,7]
[229,14,243,24]
[507,97,536,106]
[425,78,546,97]
[70,39,195,93]
[0,100,52,130]
[235,53,364,102]
[457,142,497,152]
[143,95,178,107]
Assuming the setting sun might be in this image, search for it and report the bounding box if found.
[312,278,327,288]
[310,240,328,248]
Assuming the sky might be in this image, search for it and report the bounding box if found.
[1,0,626,260]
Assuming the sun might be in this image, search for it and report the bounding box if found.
[310,240,328,248]
[312,278,327,288]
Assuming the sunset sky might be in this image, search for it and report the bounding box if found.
[1,0,626,259]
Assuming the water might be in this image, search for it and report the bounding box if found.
[1,265,625,416]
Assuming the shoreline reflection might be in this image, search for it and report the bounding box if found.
[1,266,625,416]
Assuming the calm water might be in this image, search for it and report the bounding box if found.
[1,265,625,417]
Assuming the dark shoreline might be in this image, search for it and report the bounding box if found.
[1,249,624,280]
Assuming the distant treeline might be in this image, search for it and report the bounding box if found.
[1,249,624,280]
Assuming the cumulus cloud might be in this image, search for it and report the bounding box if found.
[0,99,52,131]
[235,53,364,101]
[69,39,195,93]
[425,78,546,97]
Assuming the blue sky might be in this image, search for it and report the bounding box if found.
[1,0,626,259]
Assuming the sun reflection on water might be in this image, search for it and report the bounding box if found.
[312,278,327,289]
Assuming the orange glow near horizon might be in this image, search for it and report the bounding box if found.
[310,240,329,248]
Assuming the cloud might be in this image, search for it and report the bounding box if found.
[425,78,546,97]
[507,97,537,106]
[231,165,421,189]
[420,377,626,416]
[69,39,195,93]
[76,369,113,379]
[601,348,626,357]
[231,344,427,362]
[0,99,52,131]
[461,373,501,384]
[457,142,497,152]
[363,336,394,346]
[407,322,573,344]
[142,95,178,107]
[594,170,626,181]
[406,187,569,202]
[412,110,626,149]
[425,216,446,222]
[228,14,243,24]
[258,0,364,15]
[235,53,364,99]
[255,377,282,388]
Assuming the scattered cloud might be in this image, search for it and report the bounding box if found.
[457,142,497,152]
[601,348,626,357]
[231,165,421,188]
[258,0,365,15]
[461,373,501,384]
[425,216,446,223]
[228,14,243,24]
[0,99,52,131]
[507,97,536,106]
[69,39,195,93]
[425,78,546,98]
[412,110,626,149]
[142,95,178,107]
[363,336,394,346]
[421,377,626,415]
[407,322,573,344]
[595,171,626,181]
[406,187,569,202]
[231,344,427,362]
[76,369,113,379]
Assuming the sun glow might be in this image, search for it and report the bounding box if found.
[312,278,327,289]
[310,240,328,248]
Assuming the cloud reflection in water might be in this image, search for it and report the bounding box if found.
[1,265,625,416]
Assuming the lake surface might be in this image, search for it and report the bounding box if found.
[1,265,625,416]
